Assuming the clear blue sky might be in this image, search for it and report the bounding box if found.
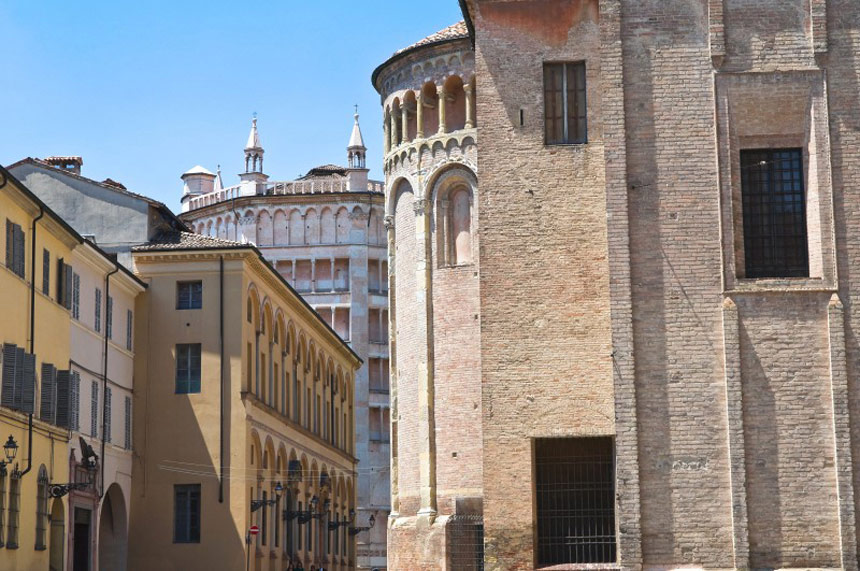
[0,1,464,211]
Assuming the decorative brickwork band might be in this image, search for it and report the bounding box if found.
[720,297,750,568]
[827,293,858,569]
[811,0,828,55]
[709,0,726,66]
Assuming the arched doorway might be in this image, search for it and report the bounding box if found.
[98,483,128,570]
[49,498,64,571]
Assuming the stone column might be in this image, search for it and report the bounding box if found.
[416,92,424,139]
[401,104,409,145]
[464,82,474,129]
[413,198,436,521]
[331,257,336,292]
[389,113,398,150]
[255,331,261,397]
[437,86,447,135]
[383,116,390,154]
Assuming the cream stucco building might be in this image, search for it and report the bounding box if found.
[128,231,361,571]
[179,115,390,569]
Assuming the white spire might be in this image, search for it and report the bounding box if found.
[348,107,366,150]
[245,114,261,150]
[213,164,223,192]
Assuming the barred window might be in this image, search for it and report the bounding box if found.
[741,148,809,278]
[6,475,20,548]
[35,466,48,550]
[544,62,587,145]
[535,437,616,565]
[177,281,203,310]
[176,344,202,394]
[174,484,201,543]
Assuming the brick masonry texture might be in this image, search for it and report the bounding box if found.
[381,0,860,568]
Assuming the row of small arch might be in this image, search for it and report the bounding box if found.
[194,205,386,247]
[385,136,476,174]
[379,50,474,95]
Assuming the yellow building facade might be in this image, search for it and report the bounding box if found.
[129,232,362,571]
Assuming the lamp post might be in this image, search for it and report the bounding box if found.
[348,510,376,536]
[251,481,283,512]
[49,437,99,498]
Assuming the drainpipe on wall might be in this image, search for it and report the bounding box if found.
[100,265,119,498]
[219,255,225,503]
[29,208,44,354]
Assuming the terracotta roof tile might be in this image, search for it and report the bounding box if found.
[395,21,469,55]
[132,231,247,252]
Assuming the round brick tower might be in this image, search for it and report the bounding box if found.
[372,21,481,570]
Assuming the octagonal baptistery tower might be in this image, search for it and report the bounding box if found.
[372,21,481,570]
[179,116,391,571]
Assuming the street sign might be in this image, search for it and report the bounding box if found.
[249,525,259,536]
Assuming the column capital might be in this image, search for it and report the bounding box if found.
[413,199,429,216]
[383,215,395,230]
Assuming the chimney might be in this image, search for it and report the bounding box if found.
[44,156,83,176]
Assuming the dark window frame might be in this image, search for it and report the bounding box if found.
[173,484,201,543]
[175,344,202,394]
[740,148,809,278]
[544,61,588,146]
[176,281,203,310]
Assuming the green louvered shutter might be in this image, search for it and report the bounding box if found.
[13,225,25,278]
[21,353,35,414]
[1,344,16,408]
[5,220,13,270]
[55,370,71,429]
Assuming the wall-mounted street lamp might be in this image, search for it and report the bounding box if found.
[0,435,18,475]
[251,481,283,512]
[48,437,99,498]
[285,494,326,524]
[348,509,376,536]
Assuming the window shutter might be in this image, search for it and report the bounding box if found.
[42,250,50,295]
[5,220,13,270]
[70,372,80,431]
[124,396,132,450]
[39,364,57,424]
[126,310,133,351]
[1,344,16,409]
[13,225,25,278]
[21,353,35,414]
[72,273,80,319]
[95,289,102,332]
[12,347,24,411]
[91,382,99,437]
[55,370,71,429]
[104,387,112,443]
[106,296,113,339]
[64,264,73,310]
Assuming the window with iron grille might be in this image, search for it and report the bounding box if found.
[176,344,202,394]
[174,484,201,543]
[177,281,203,310]
[544,62,587,145]
[94,288,102,333]
[35,466,48,550]
[741,148,809,278]
[42,249,50,295]
[5,220,25,279]
[6,475,19,548]
[535,437,616,566]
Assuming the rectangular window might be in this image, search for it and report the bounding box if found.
[741,148,809,278]
[39,364,57,424]
[0,344,35,414]
[535,437,616,565]
[176,281,203,310]
[6,476,19,548]
[91,381,99,437]
[104,386,112,443]
[5,220,25,279]
[261,491,268,546]
[124,396,132,450]
[56,259,72,310]
[54,369,73,430]
[94,289,102,333]
[176,344,202,394]
[42,249,50,295]
[72,273,80,320]
[106,296,113,339]
[544,62,587,145]
[70,371,80,431]
[126,309,133,351]
[174,484,201,543]
[0,469,5,547]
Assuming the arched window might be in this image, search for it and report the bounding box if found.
[451,187,472,265]
[247,297,253,323]
[35,465,48,550]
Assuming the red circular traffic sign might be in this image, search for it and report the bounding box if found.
[249,525,260,536]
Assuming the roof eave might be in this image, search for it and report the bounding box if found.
[371,35,471,93]
[459,0,476,46]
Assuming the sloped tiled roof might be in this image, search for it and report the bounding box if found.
[299,164,348,180]
[132,231,247,252]
[394,21,469,55]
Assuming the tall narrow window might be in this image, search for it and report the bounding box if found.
[94,289,102,333]
[126,309,133,351]
[104,386,112,443]
[42,249,50,295]
[5,220,25,278]
[450,188,472,265]
[91,381,99,437]
[261,491,268,546]
[535,437,615,565]
[176,344,202,394]
[124,396,132,450]
[741,148,808,278]
[35,466,48,550]
[72,273,80,320]
[70,371,81,432]
[177,281,203,310]
[0,466,6,547]
[7,475,20,548]
[544,62,587,145]
[106,296,114,339]
[174,484,201,543]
